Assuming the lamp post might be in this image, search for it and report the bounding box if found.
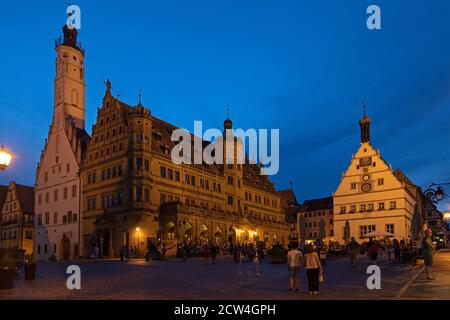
[136,227,140,257]
[0,146,13,170]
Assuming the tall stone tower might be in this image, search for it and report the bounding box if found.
[53,25,86,130]
[34,22,89,261]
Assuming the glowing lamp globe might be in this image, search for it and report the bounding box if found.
[0,146,13,170]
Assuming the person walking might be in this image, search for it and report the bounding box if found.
[304,244,322,295]
[393,239,400,262]
[347,237,360,269]
[386,238,392,261]
[422,229,436,280]
[210,243,218,264]
[182,242,188,262]
[203,243,210,264]
[253,252,260,276]
[161,242,167,261]
[287,243,304,292]
[368,240,380,265]
[120,245,125,262]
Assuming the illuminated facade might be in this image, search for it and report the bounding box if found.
[0,182,34,253]
[80,86,289,257]
[34,25,89,260]
[333,108,422,243]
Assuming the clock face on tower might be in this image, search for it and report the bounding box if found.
[362,174,370,181]
[361,183,372,192]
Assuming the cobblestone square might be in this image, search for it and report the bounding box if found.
[1,250,449,300]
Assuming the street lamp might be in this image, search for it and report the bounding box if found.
[135,227,140,256]
[0,146,13,170]
[425,183,449,202]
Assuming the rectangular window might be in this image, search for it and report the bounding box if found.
[360,204,366,212]
[227,195,233,205]
[72,185,77,197]
[350,205,356,213]
[37,245,41,254]
[118,165,123,176]
[136,157,143,170]
[160,166,166,178]
[53,212,58,224]
[136,187,143,202]
[378,202,385,210]
[191,175,196,186]
[340,206,346,214]
[44,244,48,254]
[144,159,150,171]
[168,168,173,179]
[45,212,50,225]
[175,171,180,181]
[45,192,49,203]
[390,201,397,209]
[63,187,68,199]
[350,183,357,190]
[378,178,384,185]
[386,224,394,234]
[66,163,70,173]
[38,213,42,226]
[359,225,376,238]
[38,194,42,205]
[227,176,233,185]
[54,189,58,202]
[368,203,374,211]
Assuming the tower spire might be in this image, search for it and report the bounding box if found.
[359,101,371,143]
[223,105,232,130]
[138,89,143,105]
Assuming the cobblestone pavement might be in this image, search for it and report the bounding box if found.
[397,249,450,300]
[1,249,448,300]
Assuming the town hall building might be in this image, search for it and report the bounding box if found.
[333,107,423,243]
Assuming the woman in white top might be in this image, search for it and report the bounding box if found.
[304,244,323,295]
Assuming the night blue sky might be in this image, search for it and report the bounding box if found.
[0,0,449,211]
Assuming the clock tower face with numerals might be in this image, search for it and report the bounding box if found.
[361,183,372,192]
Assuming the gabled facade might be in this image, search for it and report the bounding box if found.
[34,25,89,260]
[0,182,35,253]
[333,109,418,243]
[80,83,289,257]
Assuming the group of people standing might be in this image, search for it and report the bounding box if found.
[287,243,323,295]
[346,229,437,281]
